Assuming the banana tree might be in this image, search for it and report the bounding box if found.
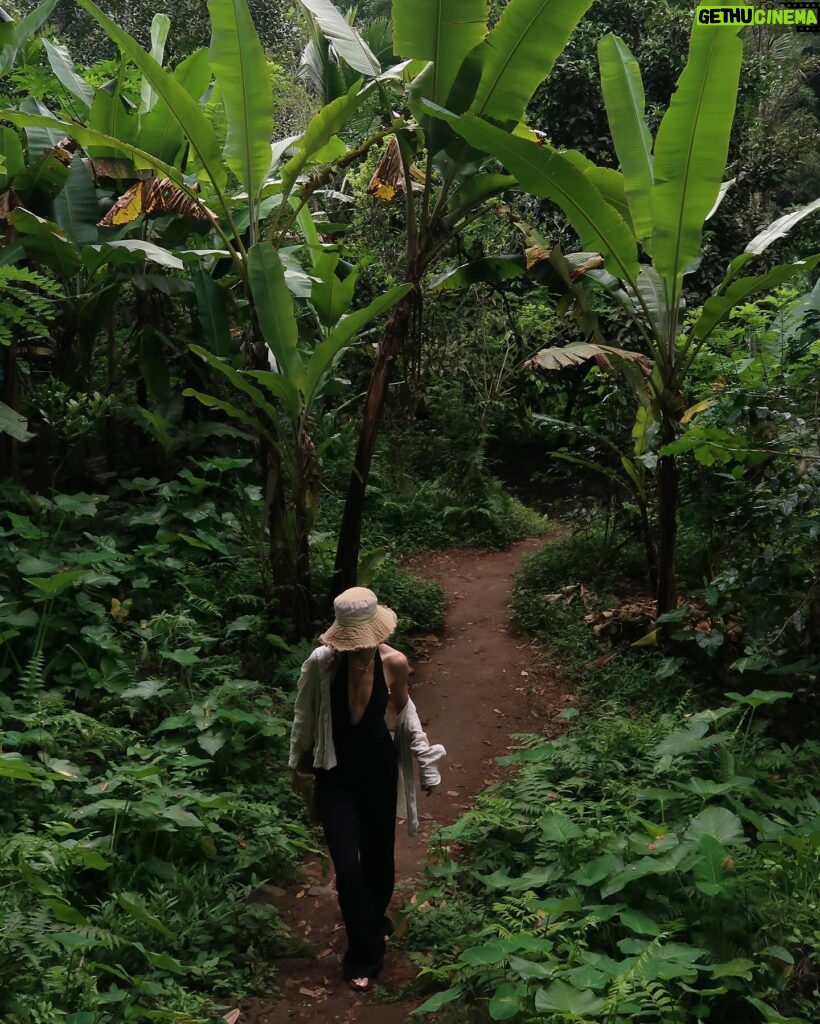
[1,0,406,632]
[310,0,596,597]
[423,16,820,613]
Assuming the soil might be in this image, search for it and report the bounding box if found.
[237,534,569,1024]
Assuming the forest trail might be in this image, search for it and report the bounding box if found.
[238,535,568,1024]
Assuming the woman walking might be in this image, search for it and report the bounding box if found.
[288,587,446,992]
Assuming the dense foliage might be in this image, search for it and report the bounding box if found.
[0,0,817,1020]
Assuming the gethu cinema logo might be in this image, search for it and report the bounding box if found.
[696,5,819,26]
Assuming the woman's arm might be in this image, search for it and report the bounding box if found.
[381,644,409,714]
[287,653,318,770]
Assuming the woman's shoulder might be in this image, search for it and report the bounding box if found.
[302,644,338,673]
[378,643,409,674]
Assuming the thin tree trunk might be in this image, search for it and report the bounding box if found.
[656,418,678,615]
[330,292,414,601]
[638,495,658,595]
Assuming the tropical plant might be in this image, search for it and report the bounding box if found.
[423,16,820,612]
[1,0,411,633]
[407,689,820,1024]
[311,0,597,597]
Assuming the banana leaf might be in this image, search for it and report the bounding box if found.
[7,209,80,278]
[431,255,526,290]
[464,0,594,125]
[279,80,364,200]
[0,110,182,183]
[43,40,95,112]
[88,67,138,159]
[744,197,820,257]
[136,48,211,167]
[52,154,100,245]
[0,0,57,76]
[393,0,487,105]
[193,270,232,356]
[431,106,639,283]
[597,34,653,243]
[0,126,24,189]
[650,19,743,302]
[139,14,171,114]
[207,0,273,203]
[300,0,380,77]
[303,283,412,407]
[187,343,289,431]
[693,255,820,341]
[247,242,301,383]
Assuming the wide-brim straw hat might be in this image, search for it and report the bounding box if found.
[320,586,397,651]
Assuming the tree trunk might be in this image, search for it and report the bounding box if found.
[656,418,678,615]
[638,495,658,595]
[330,292,414,601]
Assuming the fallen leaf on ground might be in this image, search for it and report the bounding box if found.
[298,986,328,999]
[223,1011,240,1024]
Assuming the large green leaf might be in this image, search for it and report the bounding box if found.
[52,154,99,245]
[0,401,34,442]
[684,806,743,844]
[193,270,232,356]
[435,109,639,283]
[19,98,67,157]
[182,386,274,443]
[393,0,488,106]
[628,265,669,345]
[139,13,171,114]
[0,0,57,76]
[744,197,820,256]
[247,242,301,383]
[465,0,593,125]
[693,255,820,341]
[300,0,380,77]
[563,149,635,231]
[446,172,516,217]
[207,0,273,203]
[598,34,653,242]
[8,209,80,278]
[92,239,184,269]
[75,0,226,191]
[304,282,412,406]
[88,69,137,159]
[310,250,358,327]
[136,48,211,166]
[42,40,95,112]
[650,19,743,305]
[534,981,604,1017]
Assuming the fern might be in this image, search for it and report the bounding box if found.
[18,649,45,703]
[0,266,61,348]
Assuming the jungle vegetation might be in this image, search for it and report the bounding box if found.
[0,0,817,1021]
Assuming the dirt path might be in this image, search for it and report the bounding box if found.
[238,536,567,1024]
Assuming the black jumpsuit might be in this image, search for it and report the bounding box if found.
[315,649,399,979]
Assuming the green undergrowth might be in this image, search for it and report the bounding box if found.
[0,466,313,1022]
[401,523,819,1024]
[405,693,819,1024]
[317,441,549,558]
[364,475,548,553]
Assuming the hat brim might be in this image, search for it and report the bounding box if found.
[319,604,397,651]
